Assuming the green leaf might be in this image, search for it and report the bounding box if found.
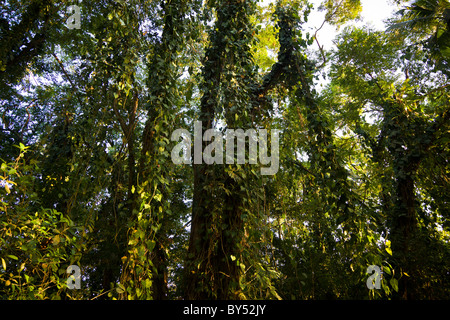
[52,235,60,246]
[7,255,18,260]
[144,278,152,289]
[386,247,392,256]
[390,278,398,292]
[383,266,392,275]
[116,283,126,294]
[146,240,155,251]
[154,193,162,202]
[1,258,6,270]
[385,240,392,255]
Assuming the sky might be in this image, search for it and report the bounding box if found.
[309,0,398,50]
[262,0,399,51]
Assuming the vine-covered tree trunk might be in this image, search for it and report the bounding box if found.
[121,0,187,299]
[185,0,256,299]
[184,21,220,299]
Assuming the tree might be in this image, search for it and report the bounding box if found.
[388,0,450,72]
[331,25,450,299]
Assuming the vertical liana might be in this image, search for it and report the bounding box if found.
[280,4,354,293]
[185,0,228,299]
[121,0,187,300]
[185,0,258,299]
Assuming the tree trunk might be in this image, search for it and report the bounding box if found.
[384,100,421,300]
[393,176,417,299]
[184,88,217,299]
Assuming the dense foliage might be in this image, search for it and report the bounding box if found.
[0,0,449,300]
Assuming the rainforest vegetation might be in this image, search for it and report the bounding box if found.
[0,0,449,300]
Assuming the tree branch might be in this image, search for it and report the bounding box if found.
[51,53,84,107]
[112,97,129,138]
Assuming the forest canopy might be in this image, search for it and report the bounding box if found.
[0,0,449,300]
